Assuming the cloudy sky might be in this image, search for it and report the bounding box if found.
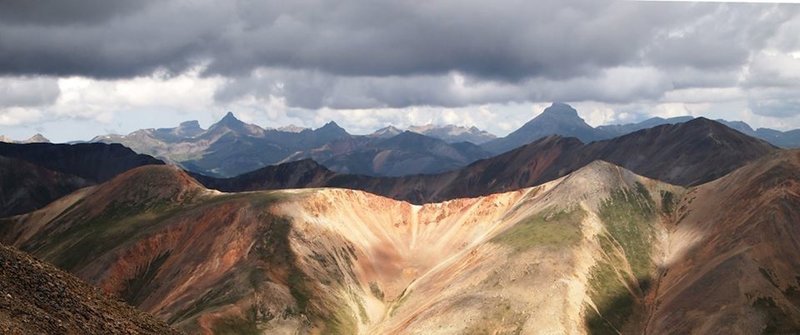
[1,0,799,142]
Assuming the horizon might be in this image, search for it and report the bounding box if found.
[0,103,762,143]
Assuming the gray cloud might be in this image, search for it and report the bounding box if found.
[0,0,155,25]
[0,0,799,115]
[0,77,60,107]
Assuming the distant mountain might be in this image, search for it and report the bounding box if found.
[710,119,800,148]
[408,124,497,144]
[95,113,493,177]
[93,113,353,177]
[277,124,309,133]
[481,102,606,154]
[0,142,164,217]
[478,102,800,154]
[198,118,776,203]
[0,133,51,144]
[596,116,694,136]
[369,125,404,139]
[281,131,492,176]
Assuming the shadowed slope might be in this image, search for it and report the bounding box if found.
[0,156,90,217]
[649,150,800,334]
[0,142,164,217]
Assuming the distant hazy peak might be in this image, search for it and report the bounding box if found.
[316,121,349,134]
[178,120,202,129]
[278,124,309,133]
[539,102,582,119]
[24,133,51,143]
[217,111,242,125]
[370,125,404,138]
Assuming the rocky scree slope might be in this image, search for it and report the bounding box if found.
[0,243,179,335]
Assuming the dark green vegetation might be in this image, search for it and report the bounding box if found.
[491,207,586,252]
[751,296,800,334]
[122,251,172,306]
[660,190,677,215]
[586,183,659,335]
[598,182,657,281]
[585,258,635,335]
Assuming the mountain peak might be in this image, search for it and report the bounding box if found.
[540,102,580,119]
[370,125,404,138]
[179,120,201,128]
[316,121,348,134]
[219,111,241,125]
[24,133,51,143]
[321,121,341,128]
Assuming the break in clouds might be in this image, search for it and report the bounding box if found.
[0,0,799,139]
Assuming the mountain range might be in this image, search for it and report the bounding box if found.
[85,103,800,181]
[196,117,776,204]
[0,133,51,144]
[92,112,490,177]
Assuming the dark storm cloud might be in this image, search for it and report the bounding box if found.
[0,0,155,25]
[4,0,788,80]
[0,0,798,111]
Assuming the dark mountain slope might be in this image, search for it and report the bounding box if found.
[0,142,164,183]
[190,159,336,191]
[281,131,491,176]
[0,243,178,335]
[0,156,90,217]
[582,117,777,186]
[0,142,164,217]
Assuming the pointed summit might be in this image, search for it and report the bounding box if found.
[205,111,266,138]
[315,121,349,136]
[23,133,51,143]
[482,102,600,154]
[541,102,580,118]
[218,111,243,126]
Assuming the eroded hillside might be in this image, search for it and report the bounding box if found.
[649,150,800,334]
[0,162,684,334]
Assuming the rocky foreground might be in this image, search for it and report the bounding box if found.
[0,243,179,335]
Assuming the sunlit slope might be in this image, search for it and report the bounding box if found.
[1,162,682,334]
